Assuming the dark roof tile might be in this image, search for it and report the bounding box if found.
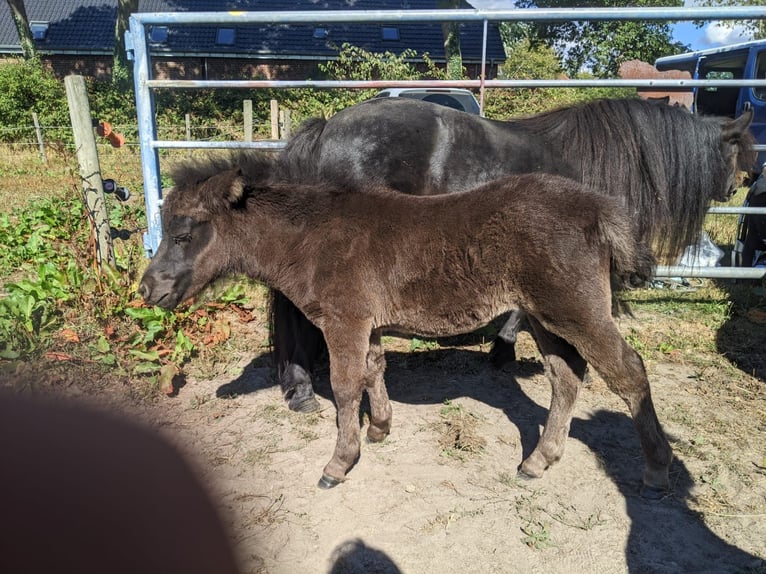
[0,0,505,61]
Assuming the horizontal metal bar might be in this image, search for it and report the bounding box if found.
[708,206,766,214]
[145,78,766,90]
[152,140,286,149]
[655,266,766,279]
[130,7,766,26]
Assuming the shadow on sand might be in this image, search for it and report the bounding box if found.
[218,347,765,573]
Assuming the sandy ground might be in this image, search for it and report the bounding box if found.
[114,324,766,574]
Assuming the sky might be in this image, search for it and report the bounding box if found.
[468,0,754,53]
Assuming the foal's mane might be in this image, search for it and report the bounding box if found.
[169,150,276,191]
[517,98,756,259]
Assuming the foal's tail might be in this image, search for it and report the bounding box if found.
[595,200,657,289]
[274,117,328,183]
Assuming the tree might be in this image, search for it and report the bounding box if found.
[438,0,463,79]
[113,0,138,90]
[513,0,688,77]
[6,0,36,60]
[693,0,764,40]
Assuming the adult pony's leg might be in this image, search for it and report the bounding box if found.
[519,316,587,479]
[363,331,392,444]
[489,309,526,367]
[270,290,322,413]
[318,320,375,489]
[545,314,672,495]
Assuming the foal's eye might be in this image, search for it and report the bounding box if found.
[173,234,192,245]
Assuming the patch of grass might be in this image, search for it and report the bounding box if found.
[520,520,556,550]
[409,337,440,352]
[434,400,486,460]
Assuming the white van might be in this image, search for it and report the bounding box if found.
[373,88,481,115]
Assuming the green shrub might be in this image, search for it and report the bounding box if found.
[0,58,69,142]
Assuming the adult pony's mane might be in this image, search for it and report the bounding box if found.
[517,98,756,259]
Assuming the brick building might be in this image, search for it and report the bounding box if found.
[0,0,506,81]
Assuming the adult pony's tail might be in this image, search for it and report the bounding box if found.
[593,199,657,289]
[274,117,328,183]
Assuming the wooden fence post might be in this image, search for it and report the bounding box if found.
[278,109,292,140]
[270,99,279,140]
[31,112,47,164]
[64,75,116,272]
[243,100,253,142]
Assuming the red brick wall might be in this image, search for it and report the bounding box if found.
[41,54,498,82]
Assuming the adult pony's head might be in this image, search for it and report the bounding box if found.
[139,151,274,309]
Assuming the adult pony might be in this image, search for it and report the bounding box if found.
[272,97,755,412]
[138,151,671,494]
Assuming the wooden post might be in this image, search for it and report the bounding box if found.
[270,99,279,140]
[243,99,253,142]
[185,113,191,141]
[31,112,46,164]
[281,109,291,140]
[64,75,115,271]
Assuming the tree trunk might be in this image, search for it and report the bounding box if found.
[7,0,36,60]
[438,0,463,79]
[113,0,138,89]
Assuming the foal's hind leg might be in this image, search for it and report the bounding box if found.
[553,317,672,493]
[519,317,587,479]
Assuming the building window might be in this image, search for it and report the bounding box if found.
[149,26,168,44]
[29,21,49,41]
[381,27,399,41]
[313,27,329,39]
[216,28,236,45]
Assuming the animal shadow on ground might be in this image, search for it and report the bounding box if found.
[328,539,403,574]
[714,281,766,383]
[218,348,765,573]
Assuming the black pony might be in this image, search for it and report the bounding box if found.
[272,97,755,412]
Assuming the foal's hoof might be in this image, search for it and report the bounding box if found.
[489,339,517,369]
[288,394,320,413]
[516,469,539,482]
[317,474,343,489]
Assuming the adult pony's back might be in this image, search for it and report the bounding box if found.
[272,97,755,411]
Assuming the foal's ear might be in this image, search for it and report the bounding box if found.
[722,109,754,141]
[225,169,246,205]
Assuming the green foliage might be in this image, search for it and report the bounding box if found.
[693,0,763,40]
[0,58,69,142]
[87,79,137,127]
[0,262,84,357]
[512,0,688,77]
[485,38,636,118]
[292,43,451,117]
[0,196,83,276]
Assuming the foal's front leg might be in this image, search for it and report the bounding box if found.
[318,321,377,489]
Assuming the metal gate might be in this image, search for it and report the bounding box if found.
[127,6,766,279]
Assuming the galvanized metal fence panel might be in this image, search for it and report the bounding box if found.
[128,7,766,280]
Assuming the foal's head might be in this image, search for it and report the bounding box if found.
[139,152,273,309]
